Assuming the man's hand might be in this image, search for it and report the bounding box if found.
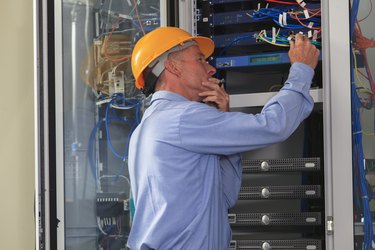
[199,78,229,112]
[288,33,320,69]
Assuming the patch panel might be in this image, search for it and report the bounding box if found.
[213,28,310,48]
[211,4,320,26]
[215,52,290,69]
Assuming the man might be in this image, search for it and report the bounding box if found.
[127,26,320,250]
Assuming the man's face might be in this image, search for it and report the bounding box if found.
[177,46,216,101]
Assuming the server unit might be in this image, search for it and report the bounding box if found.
[195,0,325,249]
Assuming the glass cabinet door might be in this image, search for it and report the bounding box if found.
[56,1,161,249]
[350,0,375,249]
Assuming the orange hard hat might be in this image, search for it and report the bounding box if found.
[131,26,215,91]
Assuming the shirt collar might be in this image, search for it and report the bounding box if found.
[151,90,189,104]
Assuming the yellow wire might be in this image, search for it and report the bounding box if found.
[352,48,374,94]
[359,109,375,136]
[99,68,113,84]
[351,50,375,136]
[362,131,375,136]
[257,32,290,47]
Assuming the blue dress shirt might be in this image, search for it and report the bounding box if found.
[127,63,315,250]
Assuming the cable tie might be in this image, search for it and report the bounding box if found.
[353,130,362,135]
[304,9,310,19]
[362,195,369,199]
[279,14,284,27]
[312,30,318,41]
[283,12,288,26]
[297,0,306,7]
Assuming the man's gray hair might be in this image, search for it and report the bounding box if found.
[141,40,198,97]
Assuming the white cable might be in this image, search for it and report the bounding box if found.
[97,217,107,235]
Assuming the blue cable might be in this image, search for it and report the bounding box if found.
[216,35,253,81]
[104,94,142,159]
[253,7,321,30]
[88,115,133,176]
[88,118,105,179]
[105,100,134,159]
[88,94,142,180]
[252,7,293,21]
[219,35,253,57]
[352,47,374,250]
[350,0,374,248]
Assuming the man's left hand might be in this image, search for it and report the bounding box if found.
[199,78,229,112]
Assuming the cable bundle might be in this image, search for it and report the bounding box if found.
[351,0,375,248]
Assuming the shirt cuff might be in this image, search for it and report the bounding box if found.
[284,62,315,94]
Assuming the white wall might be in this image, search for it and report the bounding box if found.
[0,1,35,249]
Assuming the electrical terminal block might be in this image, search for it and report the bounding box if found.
[108,71,125,95]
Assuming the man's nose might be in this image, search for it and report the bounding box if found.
[207,63,216,75]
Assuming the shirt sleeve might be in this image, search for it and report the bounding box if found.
[178,62,315,155]
[220,153,242,208]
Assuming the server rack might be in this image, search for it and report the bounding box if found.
[194,1,325,249]
[35,0,162,249]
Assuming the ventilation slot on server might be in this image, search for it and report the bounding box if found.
[228,212,321,226]
[239,185,321,200]
[229,239,322,250]
[241,157,321,173]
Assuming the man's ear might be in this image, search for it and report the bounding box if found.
[164,59,182,78]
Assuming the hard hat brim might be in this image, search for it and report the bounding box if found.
[192,36,215,59]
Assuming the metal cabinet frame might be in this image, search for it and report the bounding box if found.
[34,0,355,249]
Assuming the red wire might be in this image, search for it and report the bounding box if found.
[265,0,321,16]
[289,9,321,20]
[104,0,146,62]
[294,0,321,13]
[358,0,373,23]
[290,13,321,31]
[133,0,145,35]
[355,21,375,101]
[104,17,132,62]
